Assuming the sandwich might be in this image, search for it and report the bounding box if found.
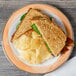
[31,19,67,56]
[11,8,49,42]
[11,8,74,64]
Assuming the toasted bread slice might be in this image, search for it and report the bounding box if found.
[31,19,67,56]
[11,8,49,42]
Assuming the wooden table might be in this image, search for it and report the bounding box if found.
[0,0,76,76]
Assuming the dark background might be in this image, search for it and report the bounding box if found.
[0,0,76,76]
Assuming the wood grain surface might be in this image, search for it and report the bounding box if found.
[0,0,76,76]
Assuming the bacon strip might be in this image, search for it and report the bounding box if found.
[66,37,74,46]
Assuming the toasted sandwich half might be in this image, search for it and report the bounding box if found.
[31,19,67,56]
[11,8,49,42]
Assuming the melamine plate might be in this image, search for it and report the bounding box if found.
[3,4,74,74]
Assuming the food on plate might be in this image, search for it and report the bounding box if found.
[11,8,74,64]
